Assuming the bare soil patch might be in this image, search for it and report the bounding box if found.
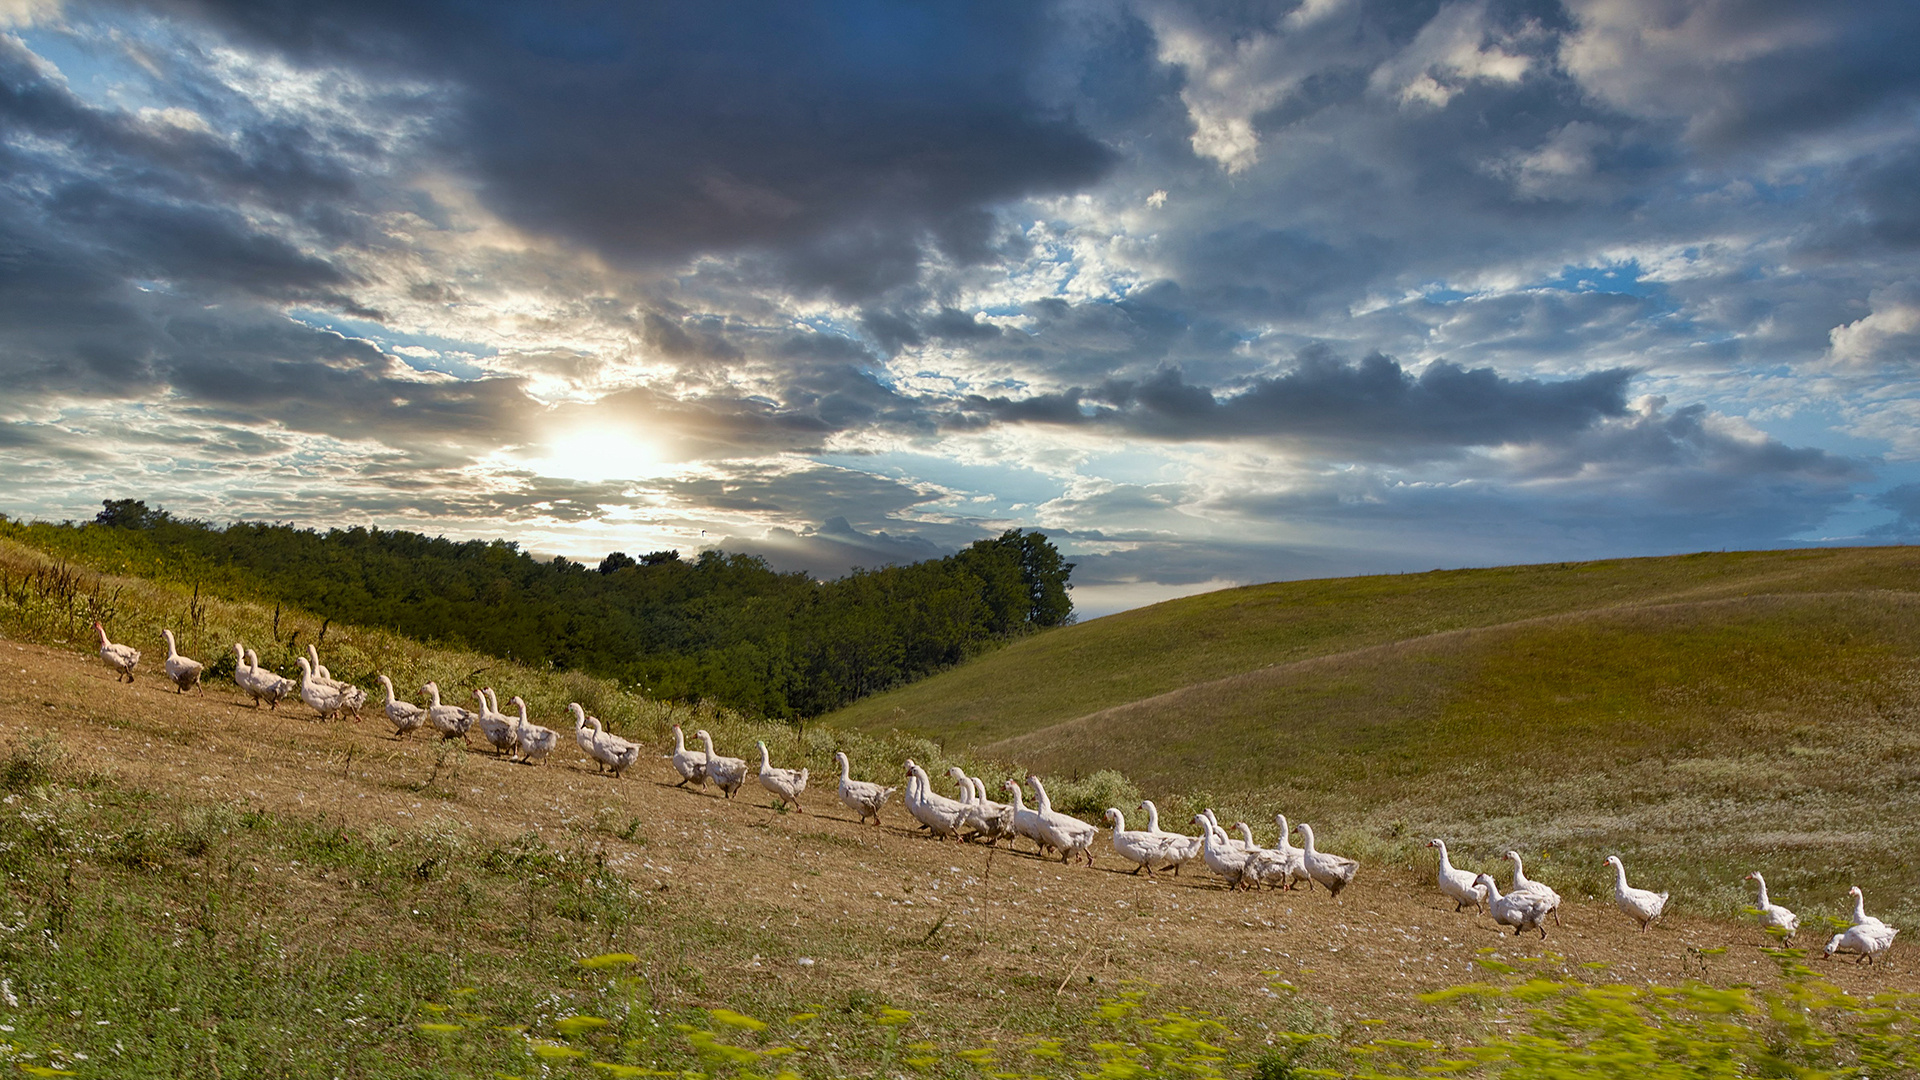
[3,634,1911,1042]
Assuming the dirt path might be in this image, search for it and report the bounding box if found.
[3,634,1907,1037]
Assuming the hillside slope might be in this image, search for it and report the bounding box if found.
[824,548,1920,910]
[827,547,1920,750]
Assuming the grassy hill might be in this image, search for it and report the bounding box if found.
[5,534,1920,1075]
[826,547,1920,916]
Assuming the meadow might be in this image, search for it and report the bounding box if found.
[830,548,1920,926]
[3,535,1920,1076]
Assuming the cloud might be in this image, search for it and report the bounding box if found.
[1559,0,1920,154]
[957,348,1634,459]
[163,1,1117,298]
[712,516,949,578]
[0,1,1915,614]
[1827,282,1920,367]
[1870,483,1920,538]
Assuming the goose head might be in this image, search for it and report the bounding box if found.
[1605,855,1623,870]
[569,702,589,729]
[1426,839,1444,850]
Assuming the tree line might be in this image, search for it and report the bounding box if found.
[0,500,1074,718]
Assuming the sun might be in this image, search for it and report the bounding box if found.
[524,426,663,482]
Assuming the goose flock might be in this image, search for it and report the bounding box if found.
[91,626,1903,967]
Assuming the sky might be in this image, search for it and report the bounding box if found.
[1,0,1917,618]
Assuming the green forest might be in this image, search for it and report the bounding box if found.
[0,500,1074,718]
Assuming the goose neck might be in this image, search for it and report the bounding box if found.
[837,754,851,782]
[1108,808,1126,832]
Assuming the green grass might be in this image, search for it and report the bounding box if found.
[825,547,1920,926]
[826,547,1920,746]
[0,536,1115,816]
[3,740,1915,1078]
[0,736,1314,1078]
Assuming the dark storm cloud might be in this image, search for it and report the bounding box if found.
[957,348,1633,458]
[1561,0,1920,157]
[1869,483,1920,538]
[0,31,386,400]
[153,0,1117,298]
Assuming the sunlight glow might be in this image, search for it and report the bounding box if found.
[522,426,664,483]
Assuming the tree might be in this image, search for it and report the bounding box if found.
[598,551,637,574]
[95,499,163,529]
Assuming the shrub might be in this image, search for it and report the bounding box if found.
[1043,769,1142,818]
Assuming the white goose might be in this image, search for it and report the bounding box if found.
[1292,822,1357,897]
[509,697,558,765]
[1429,840,1486,913]
[378,675,426,739]
[1506,851,1563,926]
[1268,815,1312,890]
[306,645,366,718]
[833,751,895,825]
[1476,873,1552,938]
[232,643,258,697]
[902,761,968,839]
[243,650,294,709]
[571,706,640,778]
[756,741,808,811]
[694,730,747,796]
[423,682,475,743]
[1026,776,1097,866]
[1137,801,1202,875]
[1241,822,1304,891]
[1104,807,1177,879]
[161,630,204,694]
[1745,871,1799,943]
[1198,809,1254,853]
[964,776,1017,844]
[93,621,140,683]
[669,724,708,789]
[472,689,520,758]
[1824,886,1898,964]
[1001,780,1051,854]
[1605,855,1668,932]
[295,658,348,720]
[1193,814,1253,889]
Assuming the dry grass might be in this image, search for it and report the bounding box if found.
[828,546,1920,745]
[982,592,1920,926]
